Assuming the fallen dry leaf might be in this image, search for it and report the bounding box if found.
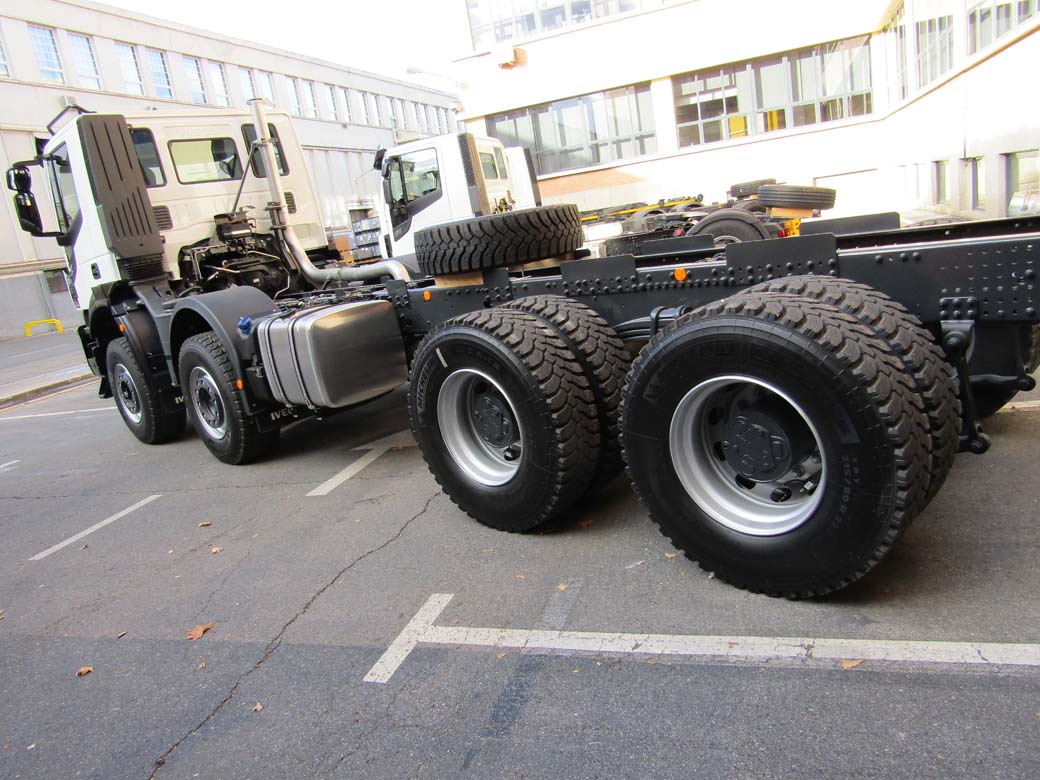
[185,623,214,641]
[647,659,657,666]
[197,521,212,528]
[496,652,508,660]
[116,631,127,639]
[0,609,5,621]
[515,574,525,581]
[26,744,35,751]
[577,518,593,529]
[253,702,263,712]
[665,551,678,559]
[167,549,174,554]
[197,660,207,670]
[451,618,460,625]
[210,547,223,555]
[76,666,94,677]
[841,659,864,670]
[556,583,569,591]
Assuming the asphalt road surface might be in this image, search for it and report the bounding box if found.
[1,381,1039,779]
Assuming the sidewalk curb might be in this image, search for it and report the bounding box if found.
[0,372,95,410]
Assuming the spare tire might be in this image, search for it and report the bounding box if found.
[415,205,583,276]
[686,208,772,244]
[729,178,776,199]
[756,185,836,210]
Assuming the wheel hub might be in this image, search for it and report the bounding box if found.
[189,366,228,440]
[472,394,515,448]
[720,398,812,483]
[669,376,827,536]
[437,369,524,486]
[113,364,143,424]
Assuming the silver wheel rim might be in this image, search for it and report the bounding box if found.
[437,368,523,486]
[668,375,827,536]
[113,363,143,425]
[189,366,228,441]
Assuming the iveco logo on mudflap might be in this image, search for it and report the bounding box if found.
[270,408,293,421]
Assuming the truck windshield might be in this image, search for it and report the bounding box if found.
[46,143,80,233]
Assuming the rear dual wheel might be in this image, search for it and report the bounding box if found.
[408,308,601,531]
[622,295,932,598]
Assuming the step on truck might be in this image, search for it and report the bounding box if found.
[8,99,1039,598]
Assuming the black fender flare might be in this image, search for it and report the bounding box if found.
[169,287,277,410]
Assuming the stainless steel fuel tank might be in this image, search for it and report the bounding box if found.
[256,300,407,409]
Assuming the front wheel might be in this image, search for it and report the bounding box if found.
[106,337,185,444]
[178,333,277,464]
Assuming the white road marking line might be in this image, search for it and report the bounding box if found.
[0,459,21,473]
[28,495,162,561]
[307,430,417,496]
[364,592,1040,684]
[364,593,454,683]
[0,407,113,422]
[999,399,1040,413]
[307,449,388,496]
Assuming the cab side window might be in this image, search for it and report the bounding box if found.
[47,143,80,233]
[130,128,166,187]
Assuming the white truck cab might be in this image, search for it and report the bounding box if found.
[376,133,540,259]
[21,106,325,311]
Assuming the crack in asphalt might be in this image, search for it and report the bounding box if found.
[148,489,442,779]
[191,550,253,623]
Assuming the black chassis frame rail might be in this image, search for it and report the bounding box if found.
[388,214,1040,454]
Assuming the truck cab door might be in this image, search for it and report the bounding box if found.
[381,147,449,257]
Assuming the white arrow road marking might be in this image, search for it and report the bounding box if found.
[307,430,416,497]
[364,592,1040,684]
[28,494,162,561]
[0,459,21,473]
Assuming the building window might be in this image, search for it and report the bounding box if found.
[467,0,651,49]
[934,160,949,204]
[145,50,172,99]
[287,77,303,115]
[969,1,1036,54]
[207,62,230,106]
[1006,149,1039,207]
[964,157,986,210]
[487,82,656,175]
[169,137,242,183]
[915,15,953,88]
[1019,0,1038,22]
[29,26,64,84]
[319,84,338,119]
[0,31,9,77]
[881,7,909,104]
[674,37,871,148]
[183,56,207,103]
[299,79,317,117]
[239,67,255,102]
[67,33,101,90]
[114,43,144,95]
[355,91,370,124]
[368,93,381,126]
[393,98,405,128]
[256,71,275,102]
[336,87,351,122]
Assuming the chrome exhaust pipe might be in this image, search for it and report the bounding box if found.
[247,98,410,284]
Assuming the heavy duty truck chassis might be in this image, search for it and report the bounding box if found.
[8,108,1039,599]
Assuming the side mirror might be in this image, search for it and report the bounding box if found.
[14,191,46,235]
[6,165,32,193]
[381,177,394,208]
[373,147,386,171]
